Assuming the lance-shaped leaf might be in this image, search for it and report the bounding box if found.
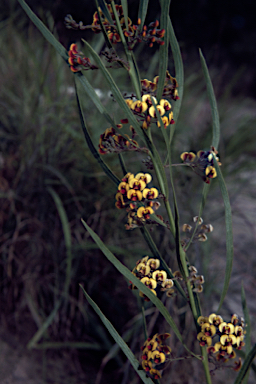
[214,158,234,311]
[199,49,220,150]
[81,218,201,359]
[156,0,171,101]
[167,17,184,127]
[138,0,149,30]
[80,285,155,384]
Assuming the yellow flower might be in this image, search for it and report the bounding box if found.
[146,258,160,270]
[142,187,159,199]
[131,100,148,113]
[149,368,161,380]
[140,277,157,289]
[180,151,196,162]
[151,350,166,364]
[127,189,143,201]
[136,263,151,276]
[128,178,146,191]
[152,270,167,282]
[137,206,154,219]
[148,105,165,118]
[197,332,212,347]
[118,181,129,194]
[205,165,217,178]
[201,323,216,337]
[135,172,152,184]
[208,313,223,327]
[159,98,171,111]
[219,322,235,335]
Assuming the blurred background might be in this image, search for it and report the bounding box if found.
[0,0,256,383]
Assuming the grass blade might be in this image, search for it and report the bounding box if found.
[75,81,120,186]
[214,159,234,311]
[233,344,256,384]
[80,285,155,384]
[199,49,220,150]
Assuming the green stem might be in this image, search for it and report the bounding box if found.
[201,346,212,384]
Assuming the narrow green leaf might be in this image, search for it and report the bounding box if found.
[80,286,155,384]
[233,344,256,384]
[156,0,171,101]
[17,0,68,61]
[75,81,120,186]
[27,300,61,349]
[214,159,234,311]
[167,17,184,126]
[81,219,184,343]
[138,0,149,30]
[199,49,220,150]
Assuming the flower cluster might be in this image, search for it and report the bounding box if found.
[197,313,245,371]
[141,71,179,101]
[91,5,165,48]
[180,148,221,183]
[116,172,161,229]
[99,126,138,154]
[141,333,172,379]
[181,216,214,248]
[65,7,165,49]
[130,256,175,300]
[126,94,174,130]
[68,44,97,73]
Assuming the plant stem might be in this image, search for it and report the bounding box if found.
[201,346,212,384]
